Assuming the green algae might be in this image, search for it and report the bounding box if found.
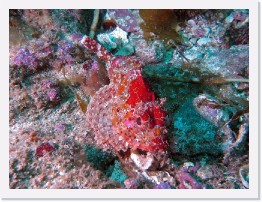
[83,145,115,171]
[51,10,94,35]
[172,98,222,156]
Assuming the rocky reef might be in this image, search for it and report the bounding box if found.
[9,9,249,189]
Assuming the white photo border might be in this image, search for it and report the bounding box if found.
[1,0,259,199]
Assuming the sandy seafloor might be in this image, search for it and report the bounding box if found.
[9,9,249,189]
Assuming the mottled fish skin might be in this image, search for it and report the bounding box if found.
[81,35,113,63]
[81,36,168,152]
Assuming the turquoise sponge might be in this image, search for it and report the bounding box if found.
[110,160,127,184]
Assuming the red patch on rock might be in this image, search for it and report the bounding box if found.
[36,142,54,157]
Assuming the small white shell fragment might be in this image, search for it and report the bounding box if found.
[97,27,129,50]
[183,162,194,169]
[239,164,249,188]
[130,152,153,171]
[197,37,212,46]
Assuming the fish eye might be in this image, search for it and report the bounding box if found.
[136,117,142,125]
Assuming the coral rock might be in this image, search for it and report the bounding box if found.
[107,9,140,33]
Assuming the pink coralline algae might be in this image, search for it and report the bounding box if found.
[131,39,165,64]
[175,164,206,189]
[107,10,139,33]
[13,48,39,67]
[11,38,54,71]
[22,9,53,30]
[153,182,172,189]
[55,123,66,133]
[42,80,60,103]
[56,40,76,65]
[176,171,206,189]
[81,36,168,152]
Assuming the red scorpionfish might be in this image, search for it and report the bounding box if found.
[81,36,168,153]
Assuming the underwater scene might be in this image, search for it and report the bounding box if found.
[9,9,249,189]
